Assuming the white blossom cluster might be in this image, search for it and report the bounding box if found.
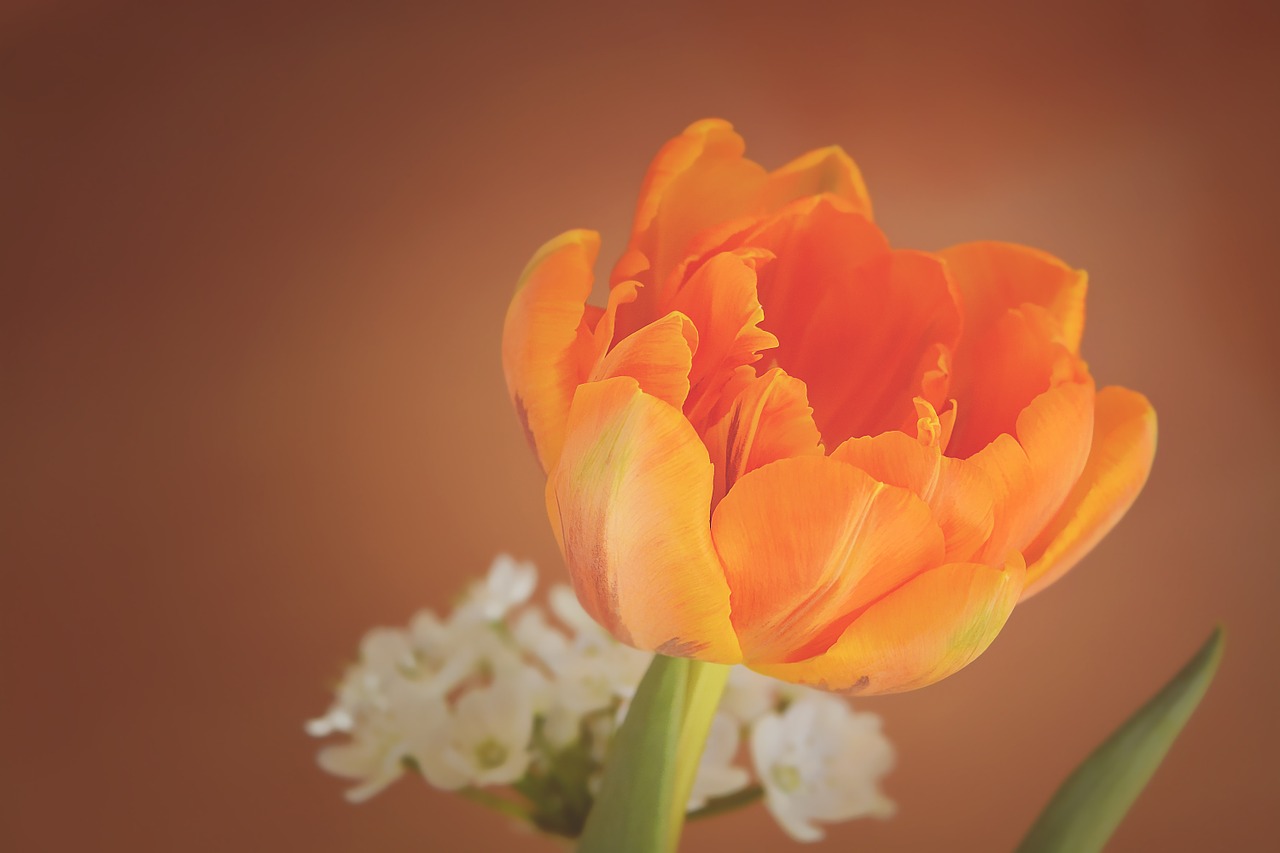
[307,556,896,842]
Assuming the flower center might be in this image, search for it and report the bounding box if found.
[770,763,803,793]
[475,738,509,770]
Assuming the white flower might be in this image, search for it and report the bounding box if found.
[455,554,537,624]
[407,607,528,694]
[687,712,750,811]
[425,676,536,788]
[317,679,452,802]
[750,692,895,842]
[548,584,607,645]
[527,583,652,747]
[316,724,407,802]
[306,627,416,738]
[719,665,783,726]
[552,640,651,713]
[511,607,571,672]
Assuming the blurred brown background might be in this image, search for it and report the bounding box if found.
[3,1,1277,850]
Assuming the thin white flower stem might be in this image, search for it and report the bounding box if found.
[685,784,765,822]
[457,786,534,823]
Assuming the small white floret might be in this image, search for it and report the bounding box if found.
[750,692,895,842]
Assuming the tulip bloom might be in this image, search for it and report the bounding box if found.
[503,120,1155,694]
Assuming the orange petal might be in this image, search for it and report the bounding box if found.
[615,119,768,313]
[729,195,888,343]
[969,379,1096,565]
[668,249,779,427]
[940,240,1087,353]
[750,556,1025,694]
[941,243,1087,457]
[947,304,1086,459]
[761,145,873,220]
[502,230,598,472]
[711,456,944,664]
[547,376,742,662]
[766,244,962,447]
[703,367,824,506]
[832,420,996,564]
[1021,386,1157,597]
[587,279,640,371]
[594,311,699,411]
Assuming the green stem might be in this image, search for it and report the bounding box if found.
[686,784,765,822]
[458,786,533,822]
[666,660,731,849]
[576,654,731,853]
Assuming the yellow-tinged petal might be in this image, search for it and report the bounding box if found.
[502,229,598,472]
[615,119,768,311]
[547,376,742,663]
[750,555,1026,695]
[1021,386,1157,598]
[594,311,699,411]
[711,456,944,664]
[970,379,1095,565]
[761,145,873,219]
[703,367,824,506]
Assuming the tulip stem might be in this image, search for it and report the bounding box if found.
[576,654,731,853]
[666,659,732,848]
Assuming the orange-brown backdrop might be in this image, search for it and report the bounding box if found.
[4,1,1277,850]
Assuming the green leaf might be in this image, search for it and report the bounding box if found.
[577,654,689,853]
[1016,626,1225,853]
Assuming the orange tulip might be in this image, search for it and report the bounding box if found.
[503,120,1156,694]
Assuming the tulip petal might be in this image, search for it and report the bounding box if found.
[502,230,598,472]
[594,311,699,411]
[940,240,1087,353]
[616,119,768,313]
[703,367,824,506]
[764,242,963,446]
[941,242,1088,457]
[588,279,641,371]
[712,456,945,664]
[1021,386,1157,597]
[803,245,957,440]
[750,556,1025,694]
[668,250,779,427]
[833,424,996,564]
[711,198,956,447]
[969,378,1096,564]
[947,304,1087,459]
[761,145,873,219]
[730,195,888,343]
[548,376,742,663]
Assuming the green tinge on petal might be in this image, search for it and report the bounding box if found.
[1016,627,1225,853]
